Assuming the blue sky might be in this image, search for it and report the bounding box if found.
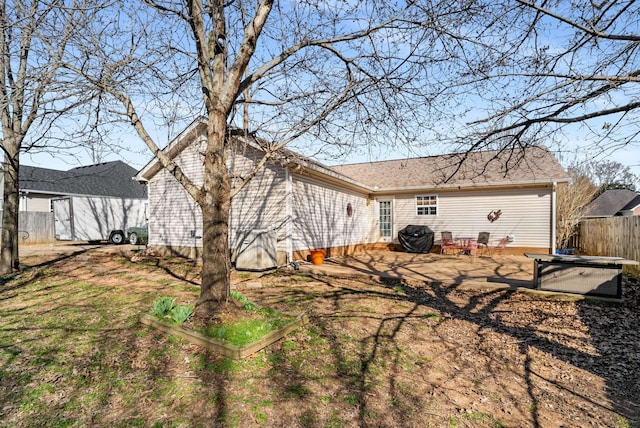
[20,122,640,178]
[17,1,640,180]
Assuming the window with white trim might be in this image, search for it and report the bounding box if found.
[416,195,438,216]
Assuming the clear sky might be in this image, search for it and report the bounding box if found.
[20,124,640,180]
[15,1,640,181]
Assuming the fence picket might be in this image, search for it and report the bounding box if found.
[2,211,56,245]
[579,216,640,275]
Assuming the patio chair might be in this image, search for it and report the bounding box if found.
[477,232,490,256]
[440,231,461,255]
[489,237,510,255]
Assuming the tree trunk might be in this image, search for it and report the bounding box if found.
[194,114,232,317]
[0,141,20,275]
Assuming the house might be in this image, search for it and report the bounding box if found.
[0,161,147,244]
[12,160,147,212]
[581,189,640,218]
[136,119,570,265]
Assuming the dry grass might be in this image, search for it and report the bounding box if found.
[0,247,638,427]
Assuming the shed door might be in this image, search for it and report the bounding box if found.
[378,200,393,242]
[52,198,73,241]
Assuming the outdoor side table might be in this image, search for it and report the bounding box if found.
[524,253,639,299]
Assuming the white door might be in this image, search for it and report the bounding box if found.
[52,198,73,240]
[378,199,393,242]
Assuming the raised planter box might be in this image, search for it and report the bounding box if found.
[525,253,639,299]
[139,312,308,359]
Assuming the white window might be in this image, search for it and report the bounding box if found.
[416,195,437,216]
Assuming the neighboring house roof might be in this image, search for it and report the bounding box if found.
[136,117,569,192]
[330,147,569,191]
[20,160,147,199]
[582,189,639,217]
[620,194,640,212]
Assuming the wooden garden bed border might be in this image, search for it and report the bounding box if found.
[139,312,308,359]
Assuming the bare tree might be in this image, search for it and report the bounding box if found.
[67,0,483,317]
[584,160,638,191]
[0,0,104,274]
[556,167,599,250]
[555,156,639,250]
[423,1,640,161]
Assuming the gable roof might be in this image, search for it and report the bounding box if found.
[582,189,640,217]
[329,147,569,191]
[136,118,569,193]
[20,161,147,199]
[620,194,640,212]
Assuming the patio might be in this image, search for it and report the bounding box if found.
[296,250,536,291]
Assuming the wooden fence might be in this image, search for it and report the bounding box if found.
[579,216,640,275]
[18,211,55,245]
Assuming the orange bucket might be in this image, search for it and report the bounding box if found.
[310,249,325,265]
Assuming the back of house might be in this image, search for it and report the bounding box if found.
[136,118,570,266]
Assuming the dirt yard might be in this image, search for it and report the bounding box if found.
[1,245,638,427]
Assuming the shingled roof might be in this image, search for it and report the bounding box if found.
[136,117,568,193]
[582,189,639,217]
[329,146,569,191]
[19,161,147,199]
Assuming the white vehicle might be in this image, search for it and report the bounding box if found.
[52,196,147,244]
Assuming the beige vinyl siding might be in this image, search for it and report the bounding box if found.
[228,146,287,255]
[290,174,375,252]
[392,187,552,248]
[148,137,205,248]
[148,167,202,249]
[148,137,288,254]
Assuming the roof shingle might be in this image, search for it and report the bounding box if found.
[330,146,568,190]
[19,161,146,199]
[582,189,639,217]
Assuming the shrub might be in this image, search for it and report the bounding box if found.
[151,297,193,326]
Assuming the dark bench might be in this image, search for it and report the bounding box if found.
[524,253,639,299]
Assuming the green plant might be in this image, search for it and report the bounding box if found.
[422,312,440,320]
[152,297,176,318]
[463,412,488,422]
[171,305,193,325]
[202,309,293,347]
[616,416,630,428]
[345,394,358,406]
[231,290,256,311]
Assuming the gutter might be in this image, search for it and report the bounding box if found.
[285,168,293,264]
[551,181,557,254]
[21,189,147,200]
[368,177,571,195]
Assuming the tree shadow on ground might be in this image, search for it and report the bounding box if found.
[324,251,640,425]
[2,248,637,426]
[0,250,236,426]
[267,255,638,426]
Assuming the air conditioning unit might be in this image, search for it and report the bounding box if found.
[235,229,278,271]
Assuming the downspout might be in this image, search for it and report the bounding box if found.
[551,181,557,255]
[285,168,293,264]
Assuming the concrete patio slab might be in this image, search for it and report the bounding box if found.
[296,250,535,289]
[294,250,625,302]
